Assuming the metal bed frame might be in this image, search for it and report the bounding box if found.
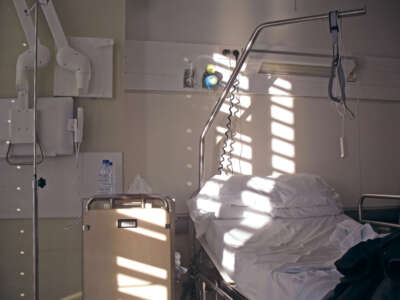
[192,194,400,300]
[191,6,400,300]
[198,7,367,190]
[359,194,400,229]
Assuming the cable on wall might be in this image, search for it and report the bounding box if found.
[218,50,241,175]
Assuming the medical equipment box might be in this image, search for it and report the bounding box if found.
[82,194,175,300]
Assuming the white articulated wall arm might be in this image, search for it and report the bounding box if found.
[40,0,91,95]
[13,0,50,110]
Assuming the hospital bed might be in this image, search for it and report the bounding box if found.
[185,6,400,300]
[186,175,400,300]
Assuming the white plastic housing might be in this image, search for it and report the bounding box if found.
[56,46,92,95]
[54,37,114,98]
[16,45,51,109]
[0,97,74,157]
[13,0,51,109]
[9,109,35,144]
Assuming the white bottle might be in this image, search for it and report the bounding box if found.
[98,159,112,194]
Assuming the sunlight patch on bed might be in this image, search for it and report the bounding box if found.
[240,190,272,213]
[223,228,253,248]
[246,176,276,193]
[241,211,271,229]
[216,173,234,182]
[271,171,283,177]
[196,198,222,217]
[200,180,222,197]
[222,249,235,272]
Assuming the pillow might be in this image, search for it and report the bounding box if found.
[273,173,342,209]
[187,194,273,237]
[187,173,343,230]
[272,205,342,218]
[187,195,249,220]
[198,174,284,212]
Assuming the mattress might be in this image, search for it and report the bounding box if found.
[189,174,379,299]
[199,214,378,300]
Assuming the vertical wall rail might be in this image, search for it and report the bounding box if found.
[33,1,39,299]
[198,7,366,190]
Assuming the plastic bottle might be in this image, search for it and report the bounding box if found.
[108,161,114,194]
[98,159,112,194]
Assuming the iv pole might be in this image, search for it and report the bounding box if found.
[32,0,39,299]
[198,7,367,190]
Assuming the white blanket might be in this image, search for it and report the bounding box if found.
[189,174,378,299]
[200,215,378,300]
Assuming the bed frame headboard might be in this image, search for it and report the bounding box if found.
[197,7,367,190]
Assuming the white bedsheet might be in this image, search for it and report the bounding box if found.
[200,215,378,300]
[189,174,379,299]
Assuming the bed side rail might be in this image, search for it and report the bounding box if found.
[197,273,235,300]
[359,194,400,229]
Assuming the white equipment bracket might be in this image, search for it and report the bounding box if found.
[40,0,113,98]
[40,0,92,96]
[14,0,113,99]
[54,37,114,98]
[13,0,51,109]
[0,97,74,158]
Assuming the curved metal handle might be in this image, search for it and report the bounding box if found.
[198,7,366,190]
[358,194,400,229]
[85,194,173,212]
[6,141,45,166]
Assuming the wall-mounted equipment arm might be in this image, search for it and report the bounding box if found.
[198,7,366,190]
[13,0,36,47]
[40,0,91,94]
[13,0,51,110]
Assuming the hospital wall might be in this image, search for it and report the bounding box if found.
[125,0,400,210]
[0,0,127,299]
[1,0,400,299]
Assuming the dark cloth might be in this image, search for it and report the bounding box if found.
[325,230,400,300]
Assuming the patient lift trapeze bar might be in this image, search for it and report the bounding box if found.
[198,7,367,190]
